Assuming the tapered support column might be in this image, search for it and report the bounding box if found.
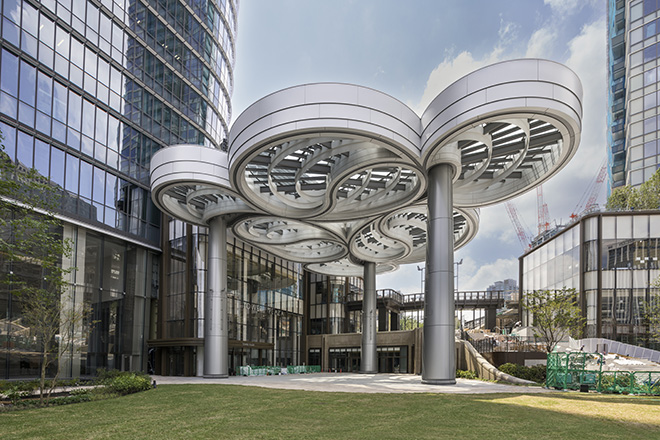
[423,163,456,385]
[204,216,228,378]
[361,261,377,373]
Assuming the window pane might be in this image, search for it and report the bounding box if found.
[79,159,92,199]
[53,81,67,122]
[16,130,33,168]
[67,90,82,131]
[55,25,70,57]
[81,99,95,137]
[36,71,52,114]
[39,13,55,48]
[34,139,49,178]
[50,146,64,186]
[93,166,105,204]
[65,153,79,193]
[1,50,19,97]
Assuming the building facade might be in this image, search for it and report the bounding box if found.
[608,0,660,189]
[0,0,238,379]
[520,211,660,349]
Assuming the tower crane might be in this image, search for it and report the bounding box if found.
[570,160,608,220]
[505,201,533,251]
[537,185,550,234]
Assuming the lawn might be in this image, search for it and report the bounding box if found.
[1,384,659,439]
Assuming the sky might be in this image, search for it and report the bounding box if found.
[230,0,608,294]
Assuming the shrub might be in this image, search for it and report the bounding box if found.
[456,369,477,380]
[499,363,546,383]
[105,373,152,395]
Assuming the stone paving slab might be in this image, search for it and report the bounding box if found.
[151,373,555,394]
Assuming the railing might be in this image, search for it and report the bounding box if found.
[463,331,546,354]
[546,352,660,395]
[347,289,404,304]
[238,365,321,376]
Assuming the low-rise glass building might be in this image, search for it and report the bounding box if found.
[520,210,660,348]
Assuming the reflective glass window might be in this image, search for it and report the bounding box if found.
[2,0,20,24]
[53,81,67,122]
[18,61,36,104]
[87,3,99,30]
[105,172,117,207]
[55,26,69,57]
[65,153,79,193]
[93,166,105,204]
[645,140,657,158]
[16,130,33,167]
[70,37,83,67]
[34,138,49,178]
[39,14,55,48]
[95,107,107,143]
[0,122,16,159]
[36,71,52,114]
[81,99,95,138]
[79,159,92,199]
[645,116,657,134]
[644,92,656,110]
[84,46,97,77]
[22,2,38,37]
[1,50,19,97]
[50,146,64,186]
[72,0,85,19]
[67,90,82,131]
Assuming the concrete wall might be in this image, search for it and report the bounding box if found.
[456,339,535,385]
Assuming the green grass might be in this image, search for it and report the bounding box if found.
[1,384,660,439]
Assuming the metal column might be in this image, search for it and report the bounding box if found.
[204,216,228,378]
[361,261,377,373]
[422,163,456,385]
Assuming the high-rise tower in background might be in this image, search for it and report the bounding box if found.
[0,0,238,378]
[608,0,660,190]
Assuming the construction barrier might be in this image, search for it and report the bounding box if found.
[239,365,321,376]
[546,352,660,395]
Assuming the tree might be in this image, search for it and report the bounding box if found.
[643,278,660,346]
[0,131,85,405]
[606,168,660,210]
[522,287,585,353]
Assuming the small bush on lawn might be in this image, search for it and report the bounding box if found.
[498,363,546,383]
[456,369,478,379]
[105,373,152,395]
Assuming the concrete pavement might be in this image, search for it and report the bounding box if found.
[151,373,554,394]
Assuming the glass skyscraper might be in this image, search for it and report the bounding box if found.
[608,0,660,189]
[0,0,238,378]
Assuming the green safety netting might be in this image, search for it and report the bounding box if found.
[239,365,321,376]
[546,352,660,395]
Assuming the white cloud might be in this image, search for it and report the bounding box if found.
[413,50,503,115]
[377,263,424,294]
[459,257,519,291]
[409,13,607,293]
[525,27,557,58]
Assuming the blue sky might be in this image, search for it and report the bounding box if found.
[231,0,607,293]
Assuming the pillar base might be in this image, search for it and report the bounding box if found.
[203,374,228,379]
[422,378,456,385]
[359,369,377,374]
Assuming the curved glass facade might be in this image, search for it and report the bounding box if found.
[0,0,237,378]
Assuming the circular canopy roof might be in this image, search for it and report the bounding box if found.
[151,59,582,276]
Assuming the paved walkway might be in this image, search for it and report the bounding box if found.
[152,373,554,394]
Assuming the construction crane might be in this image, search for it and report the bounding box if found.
[505,201,533,251]
[570,160,608,221]
[537,185,550,234]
